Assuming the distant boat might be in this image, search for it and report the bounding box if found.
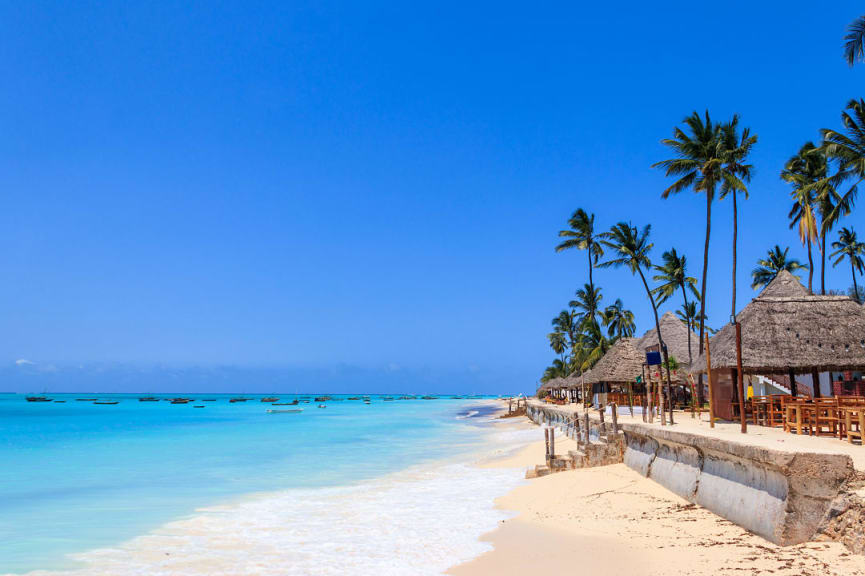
[261,397,279,403]
[230,398,250,403]
[267,408,303,414]
[170,398,191,404]
[273,400,299,406]
[75,398,97,401]
[317,404,327,408]
[94,401,119,405]
[53,400,66,403]
[201,399,217,402]
[138,397,159,402]
[25,396,52,402]
[347,397,361,401]
[314,396,330,402]
[421,396,437,400]
[193,405,206,408]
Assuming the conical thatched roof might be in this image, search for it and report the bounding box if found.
[562,374,583,389]
[584,338,644,384]
[695,270,865,374]
[637,311,699,369]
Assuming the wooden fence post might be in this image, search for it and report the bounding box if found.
[611,402,619,434]
[705,333,715,428]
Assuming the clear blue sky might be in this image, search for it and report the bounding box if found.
[1,2,862,393]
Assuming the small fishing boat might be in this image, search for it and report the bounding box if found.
[347,397,361,401]
[230,398,250,403]
[193,405,206,408]
[94,401,119,405]
[138,397,159,402]
[170,398,191,404]
[25,396,52,402]
[53,400,66,403]
[75,398,97,401]
[314,396,330,402]
[421,396,437,400]
[317,404,327,408]
[261,397,279,403]
[272,400,299,406]
[267,408,303,414]
[201,399,217,402]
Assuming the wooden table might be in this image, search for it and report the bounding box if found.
[784,403,814,436]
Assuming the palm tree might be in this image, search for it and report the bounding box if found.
[719,116,757,318]
[845,15,865,66]
[830,227,865,304]
[782,142,823,293]
[569,283,603,331]
[556,208,604,291]
[578,320,612,372]
[600,222,674,423]
[551,310,577,362]
[601,298,636,339]
[652,248,699,366]
[653,111,723,362]
[751,245,808,289]
[541,359,569,383]
[547,331,567,364]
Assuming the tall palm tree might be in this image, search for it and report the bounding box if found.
[578,320,612,372]
[652,248,699,366]
[569,283,603,331]
[541,359,569,383]
[556,208,604,292]
[653,111,723,361]
[781,142,823,293]
[830,227,865,304]
[719,116,757,318]
[600,222,674,423]
[551,310,577,361]
[676,302,713,338]
[845,15,865,66]
[751,245,808,289]
[819,99,863,289]
[601,298,636,340]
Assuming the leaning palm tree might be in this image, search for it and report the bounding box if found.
[652,248,699,366]
[577,320,612,372]
[556,208,604,291]
[751,245,808,289]
[653,111,723,362]
[601,298,636,340]
[719,116,757,318]
[551,310,578,360]
[599,222,674,423]
[782,142,823,293]
[845,15,865,66]
[830,227,865,304]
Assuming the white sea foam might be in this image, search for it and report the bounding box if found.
[17,424,538,576]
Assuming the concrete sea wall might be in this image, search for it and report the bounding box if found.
[527,403,856,546]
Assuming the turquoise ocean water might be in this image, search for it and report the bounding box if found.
[0,393,505,574]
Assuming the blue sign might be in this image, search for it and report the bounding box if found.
[646,351,662,366]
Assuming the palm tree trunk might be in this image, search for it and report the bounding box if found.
[853,258,861,304]
[637,266,674,425]
[587,244,593,291]
[698,194,711,354]
[821,232,827,295]
[806,237,814,294]
[732,191,737,319]
[680,284,693,367]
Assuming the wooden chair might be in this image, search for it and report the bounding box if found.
[750,396,771,426]
[812,397,841,438]
[842,406,865,445]
[783,397,814,436]
[768,395,791,428]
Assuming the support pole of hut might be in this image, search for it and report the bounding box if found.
[544,428,550,462]
[611,402,619,434]
[658,369,666,426]
[641,365,648,423]
[550,427,555,459]
[627,381,634,418]
[811,368,821,398]
[787,368,797,397]
[584,411,590,444]
[705,333,715,428]
[735,322,747,433]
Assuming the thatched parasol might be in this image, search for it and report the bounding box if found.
[637,311,699,371]
[584,338,644,384]
[694,270,865,374]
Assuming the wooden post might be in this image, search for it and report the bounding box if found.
[811,368,821,398]
[642,365,650,423]
[627,382,634,418]
[705,333,715,428]
[788,367,797,397]
[544,428,550,461]
[611,402,619,434]
[658,368,666,426]
[735,322,747,433]
[584,411,590,444]
[550,427,555,459]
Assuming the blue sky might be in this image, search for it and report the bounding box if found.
[0,2,863,393]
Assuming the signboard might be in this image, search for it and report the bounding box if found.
[646,351,662,366]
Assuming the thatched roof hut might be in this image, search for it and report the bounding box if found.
[695,270,865,374]
[637,311,698,369]
[584,338,644,384]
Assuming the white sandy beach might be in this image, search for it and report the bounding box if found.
[450,413,865,576]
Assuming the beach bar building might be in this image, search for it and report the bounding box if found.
[636,311,700,405]
[583,337,644,407]
[696,270,865,421]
